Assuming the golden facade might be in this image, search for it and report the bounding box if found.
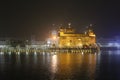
[58,26,96,48]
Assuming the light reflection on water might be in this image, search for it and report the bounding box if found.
[50,53,97,80]
[0,51,120,80]
[51,55,57,73]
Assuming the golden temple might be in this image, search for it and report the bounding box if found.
[50,24,97,48]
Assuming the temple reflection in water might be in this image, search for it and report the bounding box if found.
[50,53,97,79]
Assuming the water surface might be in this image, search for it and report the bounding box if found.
[0,51,120,80]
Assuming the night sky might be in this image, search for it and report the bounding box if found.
[0,0,120,40]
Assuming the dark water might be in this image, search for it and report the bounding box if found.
[0,51,120,80]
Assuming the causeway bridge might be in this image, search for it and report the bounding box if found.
[0,47,99,54]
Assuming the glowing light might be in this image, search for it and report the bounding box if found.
[67,43,70,46]
[82,52,84,55]
[34,51,37,55]
[115,43,120,48]
[90,34,96,37]
[78,43,82,47]
[42,52,45,55]
[26,51,28,55]
[53,36,57,40]
[0,45,6,48]
[47,40,51,44]
[95,52,96,55]
[9,52,11,55]
[17,52,20,55]
[108,42,120,48]
[108,43,113,46]
[0,52,4,55]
